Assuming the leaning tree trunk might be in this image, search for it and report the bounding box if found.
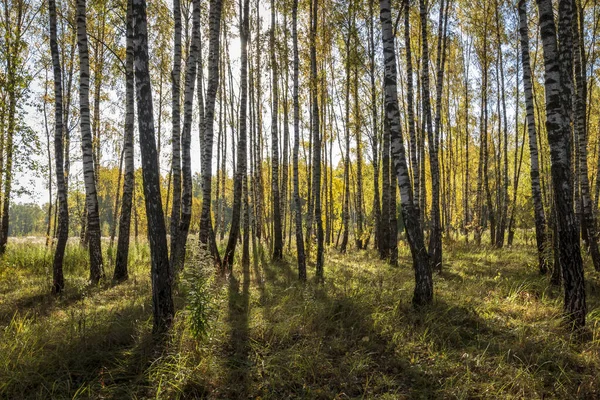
[536,0,586,329]
[114,0,135,282]
[380,0,432,306]
[270,0,283,260]
[77,0,104,283]
[518,0,548,274]
[222,0,249,272]
[172,0,200,273]
[49,0,68,294]
[199,0,224,265]
[292,0,306,280]
[132,0,174,333]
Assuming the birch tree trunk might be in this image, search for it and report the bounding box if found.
[519,0,547,274]
[311,0,324,280]
[199,0,224,265]
[114,0,135,281]
[77,0,104,283]
[270,0,283,260]
[380,0,432,306]
[536,0,586,329]
[292,0,306,280]
[132,0,174,333]
[572,5,600,271]
[171,0,200,273]
[170,0,182,253]
[223,0,249,272]
[405,0,419,214]
[49,0,68,294]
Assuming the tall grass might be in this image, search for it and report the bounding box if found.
[1,238,600,398]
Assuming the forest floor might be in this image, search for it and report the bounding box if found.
[1,238,600,399]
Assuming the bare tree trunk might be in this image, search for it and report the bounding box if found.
[77,0,104,283]
[223,0,249,272]
[311,0,324,280]
[519,0,547,273]
[132,0,174,333]
[404,0,419,216]
[114,0,135,281]
[49,0,68,293]
[170,0,183,255]
[292,0,306,280]
[172,0,200,273]
[380,0,432,306]
[270,0,283,260]
[199,0,224,266]
[536,0,586,329]
[572,4,600,271]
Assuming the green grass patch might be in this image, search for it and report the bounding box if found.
[1,239,600,398]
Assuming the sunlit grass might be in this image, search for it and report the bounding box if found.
[1,237,600,398]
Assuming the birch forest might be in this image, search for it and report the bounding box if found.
[1,0,600,397]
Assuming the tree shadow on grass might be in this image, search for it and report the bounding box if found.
[220,256,252,399]
[0,297,164,399]
[0,280,120,327]
[249,265,431,399]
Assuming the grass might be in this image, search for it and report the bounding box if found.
[1,238,600,398]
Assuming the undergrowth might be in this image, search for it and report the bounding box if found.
[1,238,600,399]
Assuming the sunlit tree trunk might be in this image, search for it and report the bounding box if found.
[223,0,249,272]
[404,0,419,216]
[114,0,135,281]
[77,0,104,283]
[311,0,324,280]
[49,0,68,293]
[536,0,586,329]
[572,5,600,271]
[270,0,283,260]
[380,0,432,306]
[199,0,224,265]
[518,0,547,274]
[132,0,174,333]
[171,0,199,273]
[170,0,182,254]
[292,0,306,280]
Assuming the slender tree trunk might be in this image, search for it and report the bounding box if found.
[199,0,224,266]
[114,0,135,281]
[172,0,200,273]
[572,5,600,271]
[77,0,104,283]
[368,0,381,253]
[49,0,68,293]
[405,0,419,215]
[311,0,324,280]
[292,0,306,280]
[428,0,448,270]
[132,0,174,333]
[519,0,547,274]
[223,0,249,272]
[354,61,364,250]
[380,0,432,306]
[170,0,183,254]
[270,0,283,260]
